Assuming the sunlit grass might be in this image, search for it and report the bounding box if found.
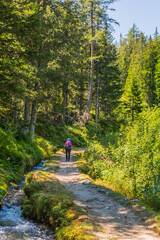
[23,166,98,240]
[76,145,160,236]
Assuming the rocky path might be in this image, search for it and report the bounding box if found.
[55,150,160,240]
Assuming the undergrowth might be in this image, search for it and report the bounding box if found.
[79,109,160,210]
[0,121,92,207]
[36,122,89,148]
[0,126,55,207]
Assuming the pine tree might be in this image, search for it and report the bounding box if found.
[0,0,121,138]
[82,0,118,121]
[122,80,142,121]
[142,35,158,106]
[120,32,143,121]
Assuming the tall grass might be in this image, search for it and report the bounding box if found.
[81,109,160,210]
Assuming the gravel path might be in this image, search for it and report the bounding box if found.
[55,150,160,240]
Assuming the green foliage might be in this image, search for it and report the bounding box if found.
[121,79,142,121]
[81,142,133,199]
[80,110,160,210]
[85,118,119,147]
[36,121,89,148]
[34,135,55,158]
[0,119,110,206]
[155,58,160,101]
[111,108,160,208]
[0,126,55,206]
[117,26,160,123]
[84,142,109,179]
[0,0,119,139]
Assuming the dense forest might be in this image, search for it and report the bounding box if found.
[0,0,160,225]
[0,0,120,136]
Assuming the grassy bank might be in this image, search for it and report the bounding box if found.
[22,155,97,240]
[0,122,92,207]
[0,125,55,207]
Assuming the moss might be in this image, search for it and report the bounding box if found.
[56,217,97,240]
[0,127,57,206]
[22,169,97,240]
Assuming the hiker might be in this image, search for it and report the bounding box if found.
[64,138,72,161]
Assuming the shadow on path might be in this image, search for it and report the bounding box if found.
[55,150,160,240]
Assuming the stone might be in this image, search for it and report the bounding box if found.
[42,165,58,171]
[81,179,91,184]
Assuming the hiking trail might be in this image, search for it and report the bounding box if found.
[55,149,160,240]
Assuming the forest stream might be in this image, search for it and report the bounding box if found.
[0,160,55,240]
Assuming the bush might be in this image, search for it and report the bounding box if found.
[80,109,160,210]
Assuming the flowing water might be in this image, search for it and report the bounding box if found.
[0,160,55,240]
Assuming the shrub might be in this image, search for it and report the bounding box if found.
[81,109,160,210]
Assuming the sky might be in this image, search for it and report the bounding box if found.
[109,0,160,42]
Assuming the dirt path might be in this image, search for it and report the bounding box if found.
[55,150,160,240]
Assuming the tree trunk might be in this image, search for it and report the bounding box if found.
[13,103,18,131]
[63,82,68,122]
[29,100,38,141]
[85,0,94,115]
[21,84,31,135]
[22,100,30,135]
[75,83,78,110]
[28,0,46,140]
[95,77,99,130]
[79,91,84,116]
[29,83,38,141]
[79,70,84,116]
[95,17,100,130]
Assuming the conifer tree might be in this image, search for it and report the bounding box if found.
[120,31,143,121]
[0,0,121,138]
[82,0,118,121]
[142,35,158,106]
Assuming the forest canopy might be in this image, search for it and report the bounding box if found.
[0,0,120,139]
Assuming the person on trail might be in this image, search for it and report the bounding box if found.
[64,138,72,161]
